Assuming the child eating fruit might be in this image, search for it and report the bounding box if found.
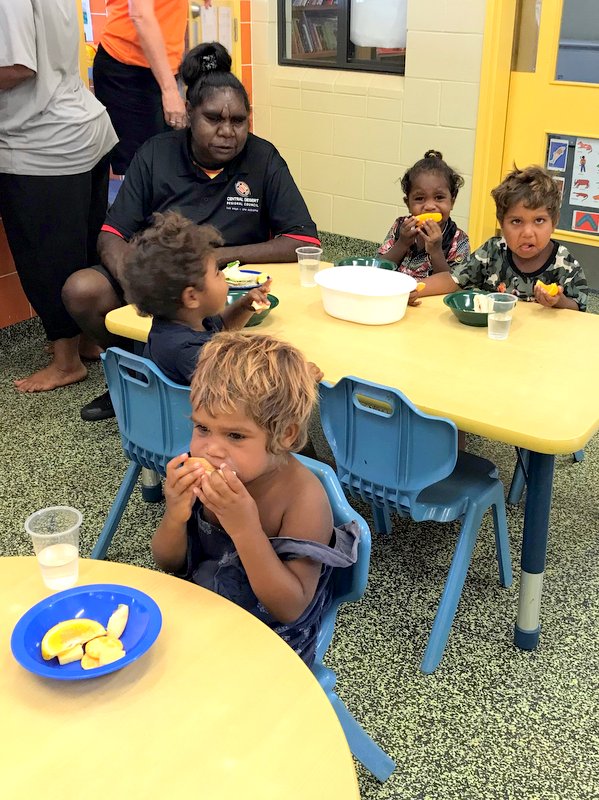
[151,332,359,666]
[122,211,271,384]
[378,150,471,283]
[419,165,589,310]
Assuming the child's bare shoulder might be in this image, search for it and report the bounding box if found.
[275,457,333,540]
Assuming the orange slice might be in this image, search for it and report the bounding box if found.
[536,280,559,296]
[416,282,426,292]
[41,619,106,661]
[414,212,442,225]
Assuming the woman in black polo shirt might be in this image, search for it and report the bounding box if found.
[63,42,320,420]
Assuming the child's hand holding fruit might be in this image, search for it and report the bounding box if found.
[243,277,272,311]
[195,464,262,541]
[164,454,208,525]
[534,280,562,308]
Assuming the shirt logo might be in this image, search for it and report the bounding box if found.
[235,181,251,197]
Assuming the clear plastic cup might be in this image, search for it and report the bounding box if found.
[296,246,323,287]
[488,293,518,340]
[25,506,82,590]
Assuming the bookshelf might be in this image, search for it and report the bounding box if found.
[291,1,339,60]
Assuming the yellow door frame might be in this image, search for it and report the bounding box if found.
[468,0,517,247]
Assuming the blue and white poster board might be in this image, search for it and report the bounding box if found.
[568,137,599,210]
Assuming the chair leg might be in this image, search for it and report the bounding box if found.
[420,505,483,674]
[371,503,393,534]
[328,691,396,782]
[573,449,584,463]
[507,448,530,505]
[491,490,513,588]
[141,468,163,502]
[91,463,141,559]
[312,664,395,781]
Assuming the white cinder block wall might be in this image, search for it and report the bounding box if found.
[250,0,486,245]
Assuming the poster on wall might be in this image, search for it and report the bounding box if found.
[572,210,599,234]
[568,138,599,210]
[547,137,569,172]
[546,133,599,237]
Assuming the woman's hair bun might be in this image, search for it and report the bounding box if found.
[424,149,443,160]
[180,42,232,87]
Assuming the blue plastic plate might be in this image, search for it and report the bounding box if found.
[225,269,269,291]
[10,584,162,681]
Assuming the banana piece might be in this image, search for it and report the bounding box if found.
[106,604,129,639]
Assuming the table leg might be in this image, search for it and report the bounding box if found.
[514,451,555,650]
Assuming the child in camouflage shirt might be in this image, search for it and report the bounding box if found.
[417,165,588,311]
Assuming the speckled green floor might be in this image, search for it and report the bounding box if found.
[1,237,598,800]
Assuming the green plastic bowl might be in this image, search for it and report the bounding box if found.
[226,292,279,327]
[443,291,489,327]
[334,257,396,271]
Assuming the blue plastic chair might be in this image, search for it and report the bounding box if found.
[319,377,513,674]
[91,348,193,559]
[97,350,395,780]
[508,446,584,505]
[294,453,396,782]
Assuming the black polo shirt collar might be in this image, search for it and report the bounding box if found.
[178,130,251,181]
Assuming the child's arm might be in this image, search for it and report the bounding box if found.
[152,454,205,572]
[221,280,272,330]
[418,219,451,273]
[379,216,419,266]
[196,466,332,623]
[408,271,457,305]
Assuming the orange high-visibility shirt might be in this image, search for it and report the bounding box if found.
[101,0,188,73]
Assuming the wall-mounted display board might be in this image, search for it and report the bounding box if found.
[546,133,599,237]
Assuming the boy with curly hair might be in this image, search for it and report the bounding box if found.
[122,211,271,384]
[421,165,588,310]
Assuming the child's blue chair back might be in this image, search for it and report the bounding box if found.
[294,454,395,782]
[321,378,457,508]
[319,376,513,673]
[103,347,192,473]
[91,348,192,559]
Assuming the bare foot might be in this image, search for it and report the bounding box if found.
[14,362,88,393]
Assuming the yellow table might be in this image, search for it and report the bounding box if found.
[1,557,359,800]
[105,264,599,650]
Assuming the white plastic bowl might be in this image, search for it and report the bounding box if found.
[314,265,417,325]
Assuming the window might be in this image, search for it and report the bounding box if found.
[278,0,406,74]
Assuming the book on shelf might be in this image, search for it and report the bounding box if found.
[291,8,337,55]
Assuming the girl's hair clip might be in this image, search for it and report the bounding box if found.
[202,54,218,71]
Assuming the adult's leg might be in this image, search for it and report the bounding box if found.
[93,44,168,175]
[63,151,126,351]
[62,267,123,350]
[0,172,97,391]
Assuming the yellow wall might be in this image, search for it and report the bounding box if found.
[250,0,487,243]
